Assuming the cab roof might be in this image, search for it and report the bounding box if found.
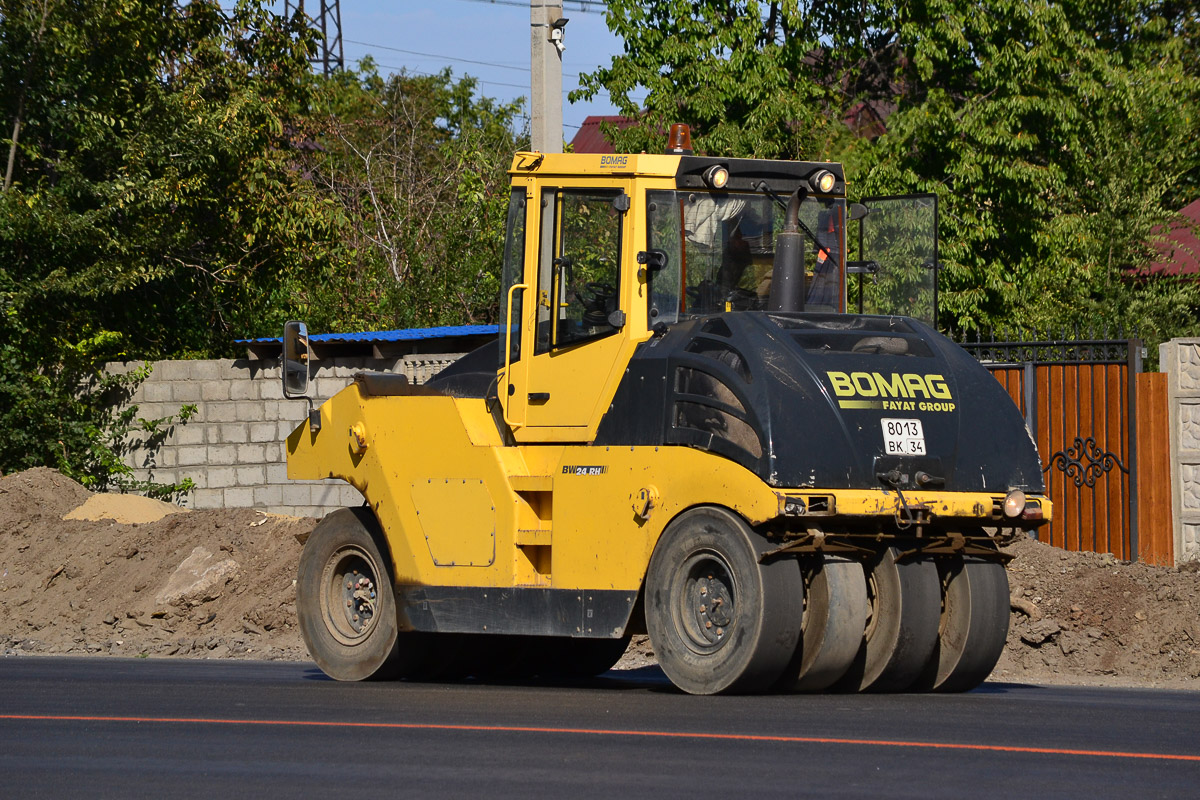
[508,151,846,196]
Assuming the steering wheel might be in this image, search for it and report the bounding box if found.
[581,282,617,326]
[585,282,615,301]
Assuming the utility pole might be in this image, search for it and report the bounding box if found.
[530,1,566,153]
[284,0,345,76]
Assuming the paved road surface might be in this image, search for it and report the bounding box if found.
[1,657,1197,798]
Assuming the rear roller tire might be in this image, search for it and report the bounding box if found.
[297,508,427,681]
[779,556,869,692]
[912,557,1010,693]
[831,547,940,693]
[645,506,803,695]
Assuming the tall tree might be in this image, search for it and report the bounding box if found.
[0,0,335,360]
[295,63,525,333]
[576,0,1200,340]
[573,0,858,160]
[0,0,334,483]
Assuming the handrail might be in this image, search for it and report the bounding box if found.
[501,282,528,430]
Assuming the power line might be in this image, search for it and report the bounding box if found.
[372,62,533,92]
[344,38,580,79]
[369,60,644,107]
[451,0,608,12]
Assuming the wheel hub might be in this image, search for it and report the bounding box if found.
[679,551,736,650]
[320,546,382,646]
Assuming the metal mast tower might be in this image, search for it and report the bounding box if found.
[284,0,344,75]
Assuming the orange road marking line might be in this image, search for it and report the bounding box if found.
[2,714,1198,763]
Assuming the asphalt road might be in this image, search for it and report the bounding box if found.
[1,657,1198,798]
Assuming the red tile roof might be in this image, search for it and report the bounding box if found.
[569,115,637,154]
[1143,199,1200,277]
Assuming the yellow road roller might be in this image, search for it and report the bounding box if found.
[282,125,1049,694]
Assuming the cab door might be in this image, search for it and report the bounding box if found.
[850,193,939,327]
[501,183,632,441]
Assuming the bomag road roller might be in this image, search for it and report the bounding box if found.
[281,124,1050,695]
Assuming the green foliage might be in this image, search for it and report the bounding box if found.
[0,0,337,358]
[294,62,525,333]
[580,0,1200,352]
[859,0,1200,348]
[573,0,854,160]
[0,304,195,497]
[0,0,334,487]
[0,1,526,488]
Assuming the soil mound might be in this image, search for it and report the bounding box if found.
[2,468,1199,690]
[1,468,313,660]
[991,535,1200,688]
[0,467,93,522]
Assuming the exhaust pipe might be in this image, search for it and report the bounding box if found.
[768,189,806,313]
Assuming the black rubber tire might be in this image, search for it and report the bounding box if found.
[912,557,1011,693]
[645,506,803,695]
[830,547,940,693]
[297,507,426,681]
[779,555,869,692]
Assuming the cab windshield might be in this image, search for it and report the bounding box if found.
[646,190,846,326]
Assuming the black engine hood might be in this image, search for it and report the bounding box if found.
[594,312,1044,493]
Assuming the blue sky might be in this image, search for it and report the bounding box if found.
[287,0,638,136]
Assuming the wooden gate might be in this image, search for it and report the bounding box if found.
[959,333,1142,559]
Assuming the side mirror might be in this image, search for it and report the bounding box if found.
[849,202,871,222]
[282,321,310,398]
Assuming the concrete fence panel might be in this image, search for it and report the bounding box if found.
[109,354,464,518]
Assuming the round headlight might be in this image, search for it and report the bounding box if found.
[809,169,836,193]
[703,164,730,190]
[1003,489,1027,519]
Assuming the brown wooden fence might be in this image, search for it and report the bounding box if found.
[961,334,1150,560]
[1136,372,1174,565]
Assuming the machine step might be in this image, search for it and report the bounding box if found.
[509,474,554,492]
[516,527,552,546]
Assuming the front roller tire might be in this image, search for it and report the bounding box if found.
[645,507,804,695]
[831,547,940,693]
[912,557,1010,693]
[779,556,869,692]
[297,507,421,681]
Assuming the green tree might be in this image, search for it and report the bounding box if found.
[296,62,525,333]
[577,0,1200,345]
[0,0,337,361]
[0,0,334,484]
[859,0,1200,335]
[572,0,859,160]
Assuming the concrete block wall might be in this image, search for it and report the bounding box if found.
[1161,339,1200,564]
[109,354,463,517]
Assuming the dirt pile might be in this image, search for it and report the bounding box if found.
[2,467,1198,689]
[0,468,312,661]
[991,535,1200,688]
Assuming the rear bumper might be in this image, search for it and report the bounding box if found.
[773,489,1051,527]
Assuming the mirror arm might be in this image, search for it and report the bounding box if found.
[306,398,321,434]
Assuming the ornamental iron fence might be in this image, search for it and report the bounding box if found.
[958,328,1144,560]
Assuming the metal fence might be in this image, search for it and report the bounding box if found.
[958,329,1143,559]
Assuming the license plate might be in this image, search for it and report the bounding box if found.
[881,418,926,455]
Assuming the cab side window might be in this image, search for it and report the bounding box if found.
[536,189,624,353]
[499,188,527,362]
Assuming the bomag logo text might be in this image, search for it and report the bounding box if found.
[825,371,956,413]
[600,155,629,168]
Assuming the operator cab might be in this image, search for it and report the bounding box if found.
[495,124,940,441]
